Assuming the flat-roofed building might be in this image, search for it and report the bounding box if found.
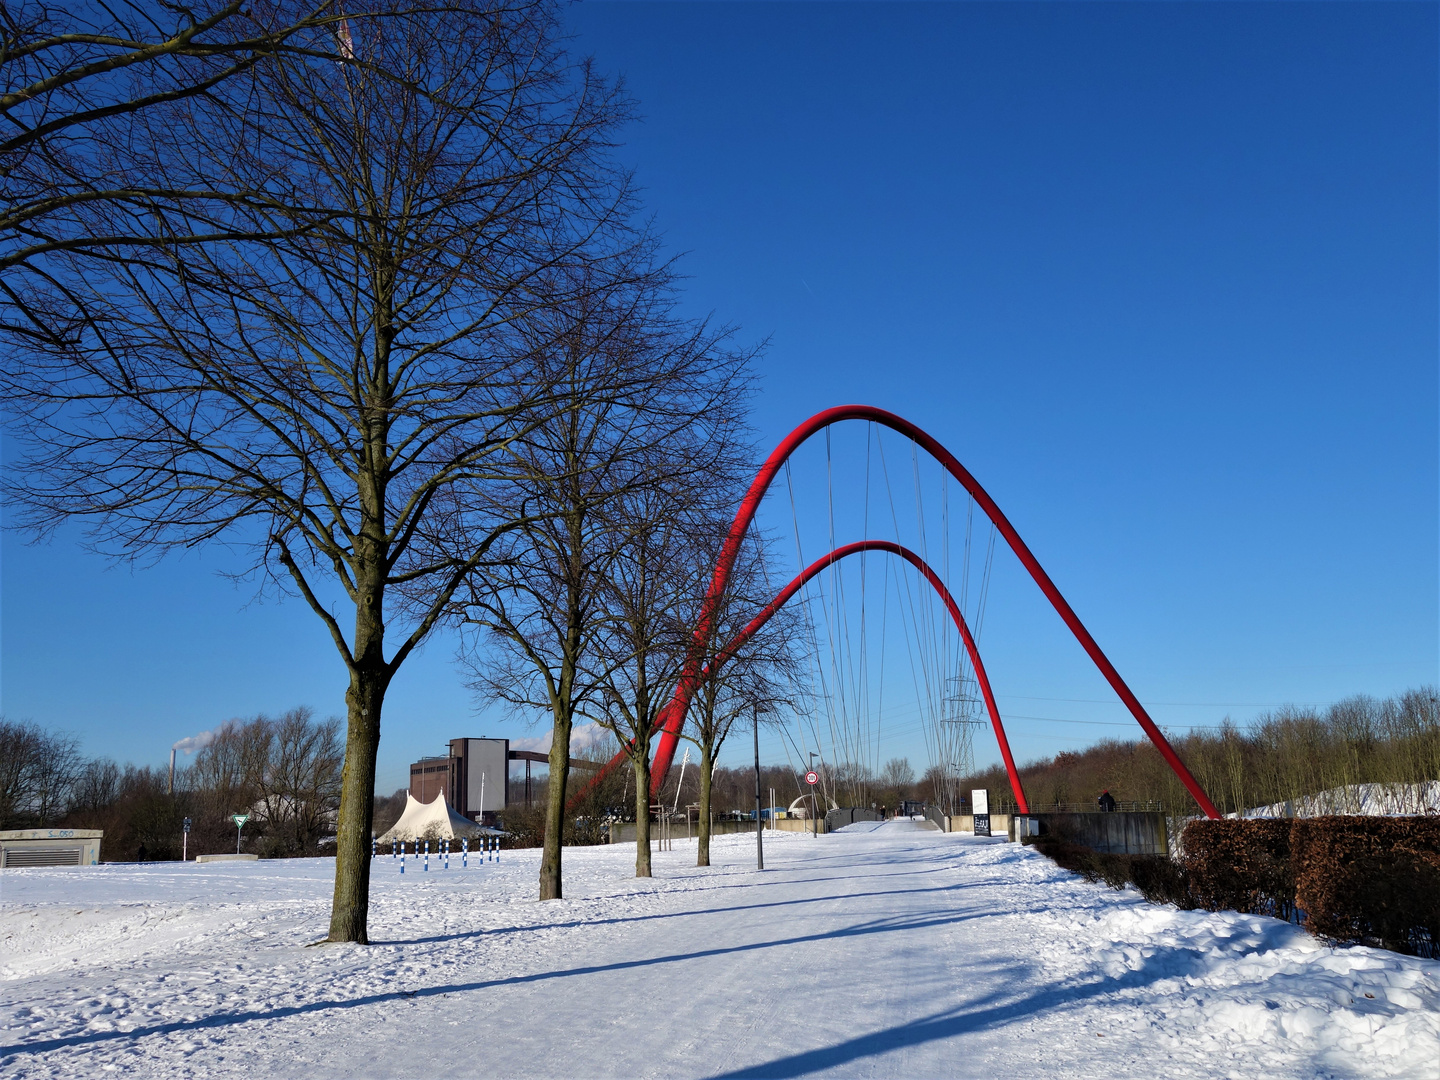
[0,828,103,868]
[408,738,510,823]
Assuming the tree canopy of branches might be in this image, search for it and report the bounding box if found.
[461,259,753,896]
[0,717,82,827]
[1,0,636,942]
[681,533,806,866]
[188,708,343,854]
[954,687,1440,818]
[1,0,389,279]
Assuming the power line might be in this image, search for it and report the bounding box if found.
[995,694,1337,708]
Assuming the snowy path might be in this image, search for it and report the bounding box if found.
[2,824,1437,1078]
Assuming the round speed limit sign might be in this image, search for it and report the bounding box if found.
[805,770,819,786]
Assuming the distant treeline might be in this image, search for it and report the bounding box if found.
[955,687,1439,816]
[0,708,341,860]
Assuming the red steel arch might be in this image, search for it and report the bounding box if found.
[650,405,1222,819]
[715,540,1029,812]
[576,540,1030,811]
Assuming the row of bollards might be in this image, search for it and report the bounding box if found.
[376,835,501,874]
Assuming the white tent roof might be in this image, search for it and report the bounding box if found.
[376,791,492,842]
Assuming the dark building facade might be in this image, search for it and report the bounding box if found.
[408,738,510,821]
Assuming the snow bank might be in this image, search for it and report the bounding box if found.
[1238,782,1440,819]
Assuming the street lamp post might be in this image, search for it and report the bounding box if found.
[808,751,820,837]
[753,705,764,871]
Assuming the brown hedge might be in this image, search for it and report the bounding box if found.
[1182,818,1295,922]
[1291,816,1440,956]
[1024,837,1194,908]
[1031,816,1440,958]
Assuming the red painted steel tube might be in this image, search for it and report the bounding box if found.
[574,540,1030,812]
[719,540,1028,812]
[648,405,1221,819]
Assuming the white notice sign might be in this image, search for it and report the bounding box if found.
[971,789,989,816]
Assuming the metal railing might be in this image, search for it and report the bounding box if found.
[1026,801,1164,814]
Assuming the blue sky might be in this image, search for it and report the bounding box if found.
[3,2,1436,794]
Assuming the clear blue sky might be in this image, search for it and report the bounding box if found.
[3,2,1435,794]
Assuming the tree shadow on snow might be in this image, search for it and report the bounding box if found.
[3,906,1011,1061]
[380,877,989,946]
[705,947,1217,1079]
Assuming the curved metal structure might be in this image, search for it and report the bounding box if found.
[713,540,1030,812]
[649,405,1221,819]
[578,540,1030,811]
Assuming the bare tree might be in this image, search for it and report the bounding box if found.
[587,482,707,878]
[461,262,753,897]
[0,718,82,826]
[256,707,343,854]
[70,756,122,815]
[683,536,805,867]
[0,0,443,278]
[1,0,633,941]
[189,716,271,819]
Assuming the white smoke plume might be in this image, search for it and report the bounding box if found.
[172,729,216,754]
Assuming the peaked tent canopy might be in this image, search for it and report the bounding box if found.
[376,792,493,843]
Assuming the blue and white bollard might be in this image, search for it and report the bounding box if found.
[400,843,406,875]
[462,836,468,868]
[494,836,499,863]
[424,838,429,872]
[372,836,377,858]
[444,839,450,870]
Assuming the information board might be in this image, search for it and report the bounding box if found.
[971,788,991,837]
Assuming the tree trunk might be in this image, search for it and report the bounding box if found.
[327,564,388,943]
[634,753,652,877]
[540,710,572,900]
[697,742,712,867]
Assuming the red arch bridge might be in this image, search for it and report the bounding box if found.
[587,405,1221,820]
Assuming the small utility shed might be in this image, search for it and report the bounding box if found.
[0,829,103,868]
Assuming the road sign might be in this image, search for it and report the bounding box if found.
[805,770,819,786]
[231,813,250,827]
[183,817,191,833]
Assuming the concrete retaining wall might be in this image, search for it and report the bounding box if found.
[1017,812,1168,855]
[947,814,1014,838]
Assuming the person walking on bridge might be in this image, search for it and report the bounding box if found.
[1097,790,1117,812]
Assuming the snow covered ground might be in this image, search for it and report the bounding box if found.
[2,822,1437,1078]
[1236,782,1440,819]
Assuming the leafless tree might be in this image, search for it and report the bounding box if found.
[586,482,708,878]
[69,756,122,815]
[1,0,443,279]
[461,261,753,897]
[255,707,343,853]
[1,0,633,941]
[188,716,271,817]
[0,718,82,826]
[682,536,806,867]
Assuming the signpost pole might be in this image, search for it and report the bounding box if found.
[230,813,250,855]
[753,707,764,871]
[808,752,822,837]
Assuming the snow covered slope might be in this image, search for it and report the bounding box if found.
[2,825,1436,1078]
[1237,782,1440,818]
